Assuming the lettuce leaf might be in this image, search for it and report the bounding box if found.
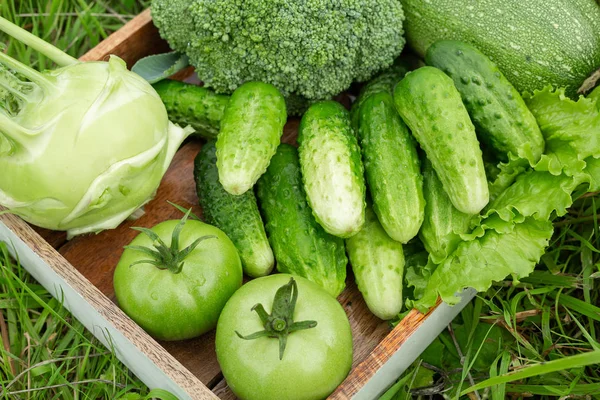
[484,170,579,223]
[525,87,600,177]
[404,250,434,301]
[414,217,553,312]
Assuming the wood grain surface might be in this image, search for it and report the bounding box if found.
[2,8,447,400]
[79,8,170,67]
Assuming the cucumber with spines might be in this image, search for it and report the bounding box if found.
[256,144,347,298]
[357,91,424,243]
[394,66,489,215]
[350,63,410,132]
[298,100,366,238]
[216,81,287,195]
[194,140,274,278]
[153,79,229,139]
[345,205,405,320]
[425,40,544,165]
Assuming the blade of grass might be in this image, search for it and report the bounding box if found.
[461,350,600,396]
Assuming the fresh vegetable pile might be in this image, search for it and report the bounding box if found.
[2,1,600,399]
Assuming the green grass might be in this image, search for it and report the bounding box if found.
[384,191,600,399]
[0,0,150,69]
[0,243,156,399]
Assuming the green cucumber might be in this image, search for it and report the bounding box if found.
[256,144,347,298]
[194,140,274,278]
[298,101,366,238]
[350,63,410,132]
[152,79,229,139]
[345,205,404,320]
[394,66,489,215]
[357,92,424,243]
[425,40,544,165]
[401,0,600,96]
[419,158,473,264]
[216,81,287,195]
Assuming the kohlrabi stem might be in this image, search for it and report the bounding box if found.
[0,70,40,103]
[0,16,78,67]
[0,113,31,142]
[0,52,54,91]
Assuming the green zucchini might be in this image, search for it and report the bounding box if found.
[400,0,600,96]
[298,101,366,238]
[216,81,287,195]
[152,80,229,139]
[425,40,544,165]
[419,158,473,264]
[256,144,347,298]
[194,140,274,278]
[357,92,424,243]
[345,205,404,320]
[394,66,489,215]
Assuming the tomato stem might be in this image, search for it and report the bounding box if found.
[235,278,317,360]
[124,208,216,273]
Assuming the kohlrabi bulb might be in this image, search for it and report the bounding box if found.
[0,17,193,237]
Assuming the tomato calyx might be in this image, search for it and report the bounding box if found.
[235,277,317,360]
[124,209,216,274]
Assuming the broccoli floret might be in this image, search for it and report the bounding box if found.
[151,0,405,101]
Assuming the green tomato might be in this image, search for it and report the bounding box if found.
[215,274,353,400]
[114,214,243,341]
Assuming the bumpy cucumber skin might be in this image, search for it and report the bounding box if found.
[401,0,600,97]
[425,40,544,164]
[345,205,404,320]
[152,80,229,139]
[216,81,287,195]
[350,64,410,132]
[419,159,473,264]
[358,92,424,243]
[394,66,489,215]
[194,141,274,278]
[298,101,366,238]
[256,144,347,298]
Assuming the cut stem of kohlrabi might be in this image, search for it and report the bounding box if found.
[0,51,54,91]
[0,16,78,67]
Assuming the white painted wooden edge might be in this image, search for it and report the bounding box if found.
[353,288,477,400]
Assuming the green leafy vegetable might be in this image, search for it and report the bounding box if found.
[414,217,553,311]
[525,87,600,178]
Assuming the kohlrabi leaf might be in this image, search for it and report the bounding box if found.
[414,217,553,312]
[131,51,189,84]
[525,86,600,177]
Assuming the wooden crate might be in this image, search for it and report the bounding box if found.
[0,9,474,400]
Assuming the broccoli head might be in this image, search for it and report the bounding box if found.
[151,0,405,101]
